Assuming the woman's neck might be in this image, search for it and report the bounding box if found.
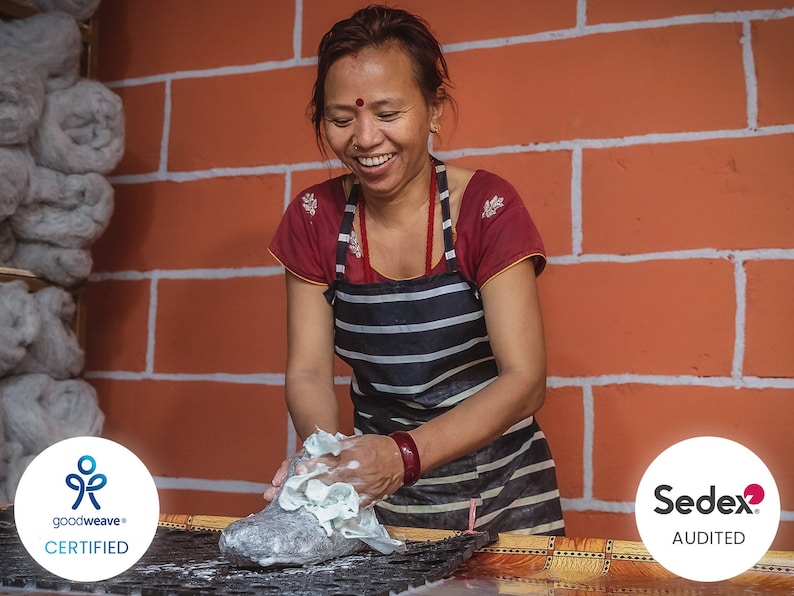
[357,161,434,228]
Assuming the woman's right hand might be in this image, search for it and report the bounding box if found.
[261,433,405,507]
[262,457,292,503]
[293,434,405,507]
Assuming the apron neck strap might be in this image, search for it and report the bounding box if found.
[334,156,456,280]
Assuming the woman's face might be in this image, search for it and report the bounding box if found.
[323,44,443,201]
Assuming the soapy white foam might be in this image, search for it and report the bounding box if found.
[280,429,404,554]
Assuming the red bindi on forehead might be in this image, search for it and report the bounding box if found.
[355,98,364,107]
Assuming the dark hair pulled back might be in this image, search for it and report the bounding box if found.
[310,5,453,153]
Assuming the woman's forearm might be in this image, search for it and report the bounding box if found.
[409,368,545,473]
[284,272,340,440]
[285,373,340,440]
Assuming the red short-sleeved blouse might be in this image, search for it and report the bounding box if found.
[269,168,546,288]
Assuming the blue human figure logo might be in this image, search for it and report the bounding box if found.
[65,455,107,510]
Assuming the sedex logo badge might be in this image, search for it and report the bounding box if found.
[654,483,762,516]
[635,436,780,582]
[14,437,160,582]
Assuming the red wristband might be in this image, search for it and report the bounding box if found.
[389,431,421,487]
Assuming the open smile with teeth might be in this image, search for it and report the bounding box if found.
[357,153,395,167]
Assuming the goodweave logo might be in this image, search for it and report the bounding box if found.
[65,455,107,510]
[653,483,765,515]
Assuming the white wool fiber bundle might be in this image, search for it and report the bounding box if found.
[0,48,45,146]
[0,147,34,221]
[0,11,81,92]
[11,168,114,248]
[0,281,41,376]
[13,286,84,379]
[0,373,103,456]
[0,221,15,262]
[30,79,125,175]
[10,241,92,287]
[25,0,102,22]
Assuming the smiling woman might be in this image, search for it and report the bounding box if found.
[266,5,564,538]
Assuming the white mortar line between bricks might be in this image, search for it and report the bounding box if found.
[442,9,794,55]
[153,477,268,494]
[582,384,595,501]
[293,0,304,59]
[83,370,794,391]
[562,499,635,513]
[283,170,293,211]
[159,79,172,174]
[146,276,158,375]
[85,370,286,385]
[97,253,794,283]
[741,21,759,130]
[732,259,748,380]
[90,266,284,282]
[576,0,588,30]
[570,145,583,256]
[547,375,794,390]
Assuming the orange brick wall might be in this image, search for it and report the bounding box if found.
[87,1,794,548]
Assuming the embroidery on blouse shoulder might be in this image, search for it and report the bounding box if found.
[348,230,362,258]
[301,192,317,216]
[482,195,505,219]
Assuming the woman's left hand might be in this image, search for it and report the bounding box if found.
[294,433,405,507]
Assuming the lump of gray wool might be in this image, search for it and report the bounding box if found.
[0,373,103,463]
[0,147,34,222]
[1,437,39,485]
[24,0,102,22]
[0,11,81,92]
[30,79,125,175]
[0,221,16,263]
[0,405,7,497]
[0,373,103,501]
[13,286,83,379]
[0,447,33,505]
[219,452,366,568]
[0,281,41,376]
[11,167,114,249]
[0,48,45,146]
[10,241,92,287]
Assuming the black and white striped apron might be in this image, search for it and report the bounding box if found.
[324,157,565,535]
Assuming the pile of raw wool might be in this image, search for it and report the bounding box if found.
[0,0,118,503]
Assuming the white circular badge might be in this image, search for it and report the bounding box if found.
[635,436,780,582]
[14,436,160,582]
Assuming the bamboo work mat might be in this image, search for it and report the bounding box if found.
[159,513,794,593]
